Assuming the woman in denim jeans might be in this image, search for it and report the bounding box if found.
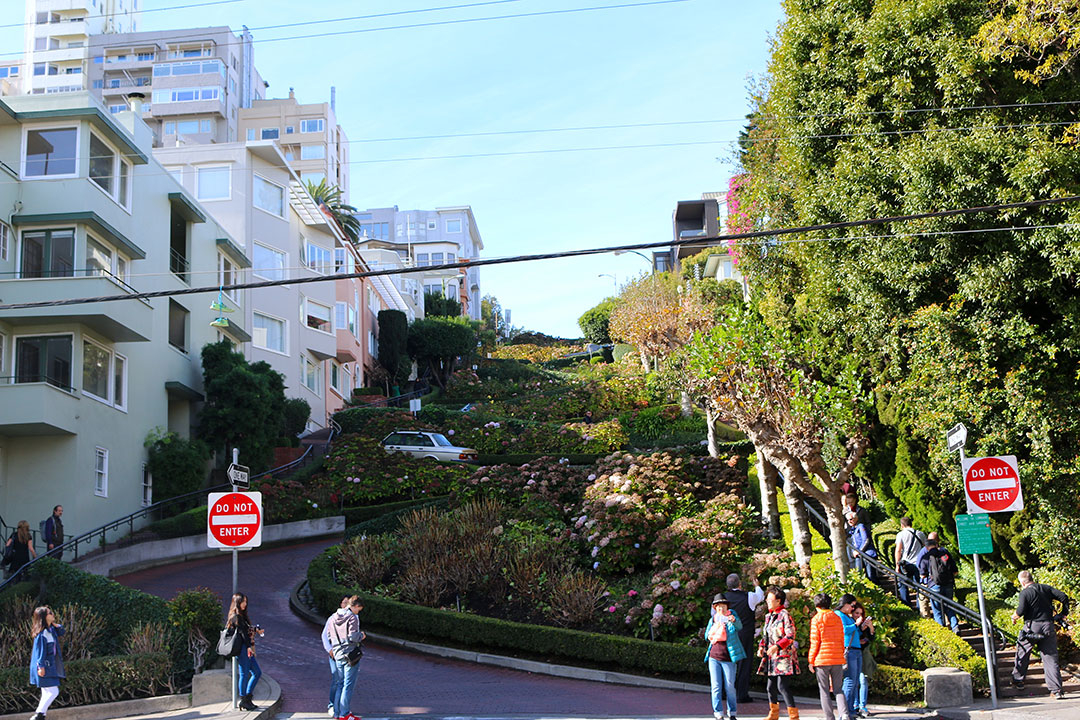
[227,592,264,711]
[704,594,745,720]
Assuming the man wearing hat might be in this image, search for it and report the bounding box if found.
[705,593,746,720]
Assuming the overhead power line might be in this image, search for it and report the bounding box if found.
[2,195,1077,312]
[0,0,689,58]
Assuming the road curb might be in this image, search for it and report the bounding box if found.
[0,692,191,720]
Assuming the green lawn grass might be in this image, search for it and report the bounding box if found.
[775,489,835,576]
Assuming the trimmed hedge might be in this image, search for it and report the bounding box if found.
[900,617,988,691]
[0,652,171,713]
[343,497,451,539]
[144,505,207,539]
[310,546,921,700]
[343,497,448,527]
[34,559,170,656]
[475,453,605,466]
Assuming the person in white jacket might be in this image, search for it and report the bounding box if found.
[322,597,350,718]
[328,596,366,720]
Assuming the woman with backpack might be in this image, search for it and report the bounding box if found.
[3,520,36,577]
[29,605,65,720]
[226,592,264,711]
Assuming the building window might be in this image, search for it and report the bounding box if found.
[300,118,324,133]
[367,287,377,315]
[16,335,73,389]
[94,447,109,498]
[357,222,389,240]
[246,128,255,141]
[253,312,286,353]
[114,353,126,411]
[431,252,444,265]
[142,465,153,507]
[24,127,78,177]
[108,104,126,114]
[302,355,322,395]
[20,229,75,278]
[154,59,223,76]
[654,254,670,273]
[305,299,332,333]
[285,125,294,134]
[416,253,429,267]
[260,128,279,140]
[368,331,376,356]
[448,252,456,263]
[89,132,115,195]
[82,338,111,403]
[196,165,230,200]
[330,360,342,394]
[0,222,8,261]
[300,144,325,160]
[446,219,462,233]
[151,86,221,104]
[168,300,188,352]
[165,118,213,135]
[85,235,113,278]
[427,220,437,230]
[348,305,357,336]
[252,243,286,281]
[335,302,347,331]
[253,175,284,217]
[218,254,237,299]
[305,242,333,274]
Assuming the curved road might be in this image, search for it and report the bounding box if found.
[115,539,764,717]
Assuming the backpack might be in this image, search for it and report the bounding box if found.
[39,519,49,543]
[928,549,958,585]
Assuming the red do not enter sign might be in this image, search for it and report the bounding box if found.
[962,455,1023,514]
[207,491,263,549]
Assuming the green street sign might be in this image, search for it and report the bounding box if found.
[956,513,993,555]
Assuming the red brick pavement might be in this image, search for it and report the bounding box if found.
[114,539,773,717]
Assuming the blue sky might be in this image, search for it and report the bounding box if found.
[3,0,784,337]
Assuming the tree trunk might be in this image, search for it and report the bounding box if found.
[640,351,650,373]
[822,494,851,580]
[705,407,720,458]
[679,391,693,418]
[783,471,814,571]
[756,452,781,539]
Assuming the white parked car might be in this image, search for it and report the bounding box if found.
[381,430,479,463]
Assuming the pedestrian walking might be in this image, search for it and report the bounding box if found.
[29,605,65,720]
[892,518,925,605]
[918,537,959,632]
[3,520,37,578]
[852,602,875,718]
[42,506,63,558]
[1011,570,1070,699]
[842,493,871,532]
[846,514,876,581]
[809,593,850,720]
[226,592,264,711]
[757,586,800,720]
[724,572,765,704]
[705,593,745,720]
[328,595,365,720]
[836,594,862,717]
[322,597,350,717]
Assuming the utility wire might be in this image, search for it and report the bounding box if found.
[0,0,246,30]
[0,0,689,58]
[2,195,1078,312]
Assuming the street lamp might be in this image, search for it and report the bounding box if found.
[598,273,617,290]
[614,249,654,269]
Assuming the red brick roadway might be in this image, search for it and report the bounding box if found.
[115,539,771,717]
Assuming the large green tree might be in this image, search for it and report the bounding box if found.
[407,316,476,390]
[577,297,618,345]
[736,0,1080,584]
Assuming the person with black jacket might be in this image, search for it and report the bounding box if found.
[1011,570,1070,699]
[918,537,959,632]
[226,592,264,711]
[724,572,764,704]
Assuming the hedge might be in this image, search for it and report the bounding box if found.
[309,547,921,700]
[33,559,171,656]
[900,617,988,692]
[475,453,605,466]
[343,496,448,527]
[343,497,451,539]
[0,652,171,714]
[144,505,207,539]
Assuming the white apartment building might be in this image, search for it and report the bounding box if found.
[22,0,140,96]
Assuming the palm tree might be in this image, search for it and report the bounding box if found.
[305,179,362,244]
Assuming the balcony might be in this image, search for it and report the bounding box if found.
[101,77,152,94]
[0,275,153,342]
[0,379,79,436]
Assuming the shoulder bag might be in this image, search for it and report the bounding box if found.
[217,626,242,658]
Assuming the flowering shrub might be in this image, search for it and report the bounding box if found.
[625,556,728,638]
[258,478,333,523]
[454,457,589,513]
[334,408,421,438]
[651,493,760,570]
[324,435,468,504]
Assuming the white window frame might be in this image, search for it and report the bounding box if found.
[22,124,80,180]
[252,242,286,281]
[330,359,342,396]
[218,253,238,300]
[94,446,109,497]
[0,331,6,375]
[113,352,127,412]
[253,174,285,218]
[80,336,128,410]
[0,221,9,261]
[300,118,324,133]
[141,464,153,507]
[260,127,279,140]
[300,144,325,160]
[82,336,111,404]
[196,164,230,201]
[305,242,333,275]
[252,310,288,355]
[446,218,463,233]
[305,298,333,334]
[301,354,322,396]
[335,301,347,332]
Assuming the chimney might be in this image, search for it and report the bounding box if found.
[126,92,145,113]
[331,86,336,113]
[288,87,295,100]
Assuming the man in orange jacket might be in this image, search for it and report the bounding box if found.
[808,593,850,720]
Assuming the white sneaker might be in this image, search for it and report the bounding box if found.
[328,703,335,717]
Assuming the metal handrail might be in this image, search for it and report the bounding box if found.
[801,502,1014,658]
[0,437,329,593]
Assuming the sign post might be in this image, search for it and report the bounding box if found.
[208,448,263,708]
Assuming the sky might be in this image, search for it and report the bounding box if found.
[2,0,785,338]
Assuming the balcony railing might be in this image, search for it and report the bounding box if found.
[170,248,189,283]
[0,375,75,393]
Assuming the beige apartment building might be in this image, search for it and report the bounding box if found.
[238,89,349,200]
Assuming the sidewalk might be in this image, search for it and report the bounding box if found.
[937,692,1080,720]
